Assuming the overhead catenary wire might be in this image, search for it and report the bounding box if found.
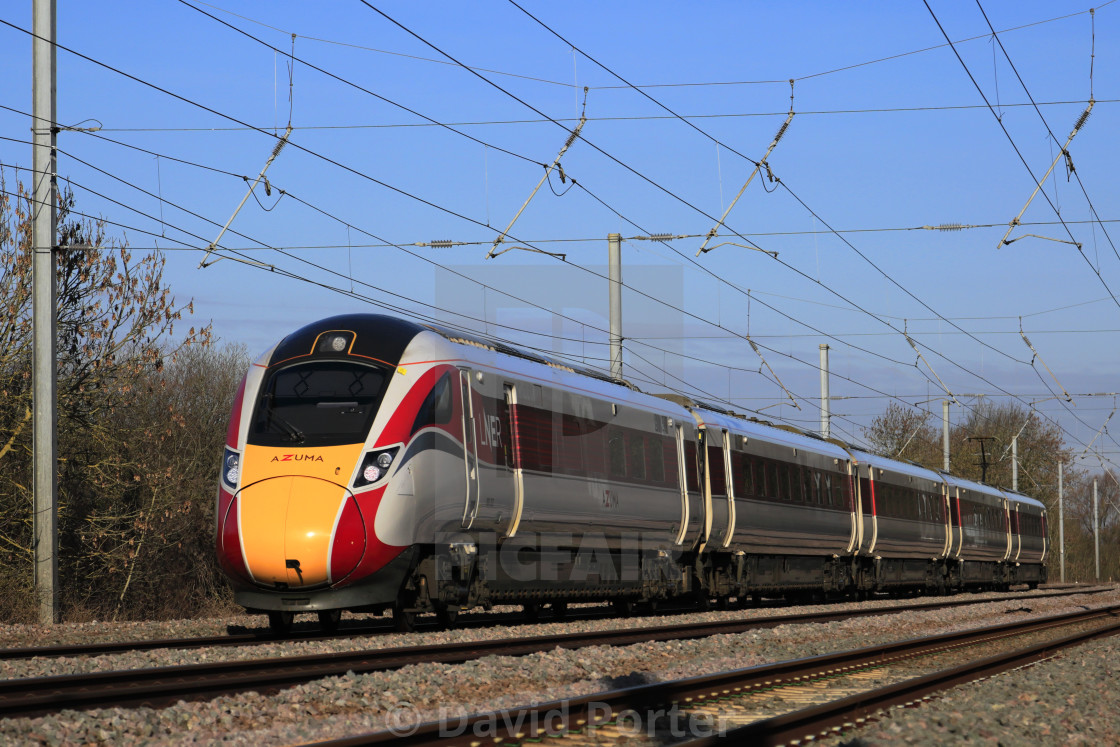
[4,124,919,412]
[973,0,1120,267]
[59,98,1120,134]
[132,8,968,409]
[4,17,1115,468]
[487,1,1120,445]
[190,0,1110,92]
[487,89,589,258]
[921,1,1120,461]
[923,0,1120,313]
[0,152,974,452]
[0,14,857,405]
[15,169,1111,465]
[470,1,1058,393]
[3,13,1101,397]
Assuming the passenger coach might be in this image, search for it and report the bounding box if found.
[215,314,1048,631]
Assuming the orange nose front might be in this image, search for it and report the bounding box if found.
[238,476,364,587]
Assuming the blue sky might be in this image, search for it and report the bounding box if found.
[2,1,1118,472]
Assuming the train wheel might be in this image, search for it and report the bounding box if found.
[393,603,418,633]
[551,601,569,620]
[611,599,634,617]
[267,611,294,634]
[317,610,342,633]
[523,602,541,621]
[436,605,460,629]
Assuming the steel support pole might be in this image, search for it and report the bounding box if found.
[32,0,59,625]
[942,400,950,472]
[819,344,830,439]
[1093,478,1100,582]
[608,233,622,380]
[1058,462,1065,584]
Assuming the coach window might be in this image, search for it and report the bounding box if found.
[778,462,791,501]
[646,438,665,484]
[822,474,833,507]
[608,430,625,477]
[708,445,727,495]
[409,371,453,435]
[250,360,387,448]
[734,453,754,498]
[683,441,701,492]
[627,433,646,481]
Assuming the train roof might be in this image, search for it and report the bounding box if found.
[420,321,632,390]
[399,322,695,421]
[941,472,1046,509]
[689,407,852,461]
[848,447,946,485]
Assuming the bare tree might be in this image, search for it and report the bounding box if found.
[0,170,213,621]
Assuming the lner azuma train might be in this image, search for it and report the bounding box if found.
[216,314,1048,632]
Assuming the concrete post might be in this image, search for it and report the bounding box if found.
[608,233,622,380]
[32,0,59,625]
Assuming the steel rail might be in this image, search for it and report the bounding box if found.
[1,586,1108,662]
[2,591,1111,719]
[694,618,1120,745]
[307,603,1120,746]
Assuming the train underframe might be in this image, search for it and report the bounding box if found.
[380,542,1047,631]
[241,541,1046,632]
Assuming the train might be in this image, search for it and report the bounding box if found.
[215,314,1048,632]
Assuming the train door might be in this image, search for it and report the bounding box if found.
[1009,504,1021,561]
[720,430,736,548]
[459,369,480,529]
[844,461,860,554]
[859,466,878,555]
[672,423,690,546]
[501,383,524,538]
[948,488,963,557]
[939,481,952,558]
[1039,512,1048,563]
[1008,499,1016,557]
[698,428,728,553]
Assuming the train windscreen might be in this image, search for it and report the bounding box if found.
[248,361,388,447]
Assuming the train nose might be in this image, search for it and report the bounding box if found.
[238,476,366,587]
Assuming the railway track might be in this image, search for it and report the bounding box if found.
[0,587,1111,720]
[0,586,1107,662]
[308,603,1120,746]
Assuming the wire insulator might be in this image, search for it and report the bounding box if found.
[772,120,790,145]
[1072,103,1093,133]
[647,233,673,242]
[936,224,967,232]
[271,135,290,160]
[430,239,454,248]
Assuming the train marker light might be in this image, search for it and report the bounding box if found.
[223,449,241,488]
[354,446,401,488]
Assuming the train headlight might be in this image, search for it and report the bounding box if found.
[316,331,354,354]
[222,448,241,490]
[355,446,400,488]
